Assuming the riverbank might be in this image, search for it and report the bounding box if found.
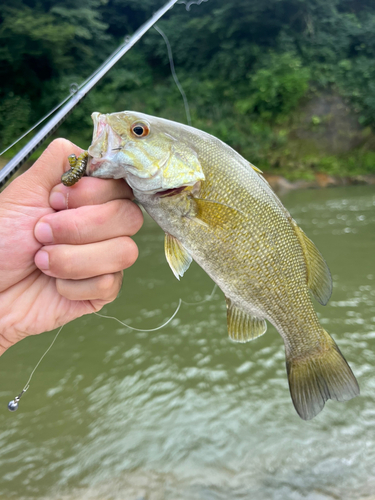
[262,171,375,194]
[2,155,375,195]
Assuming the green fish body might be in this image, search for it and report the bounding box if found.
[86,111,359,420]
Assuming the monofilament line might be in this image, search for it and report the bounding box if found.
[154,25,192,126]
[94,283,218,330]
[7,325,64,411]
[177,0,208,11]
[7,283,217,411]
[94,299,182,332]
[22,325,64,392]
[181,284,217,306]
[0,0,181,187]
[0,42,129,157]
[1,95,73,157]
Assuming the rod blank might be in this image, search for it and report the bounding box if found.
[0,0,179,188]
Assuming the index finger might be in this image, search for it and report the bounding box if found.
[50,177,133,210]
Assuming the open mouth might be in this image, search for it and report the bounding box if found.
[155,186,187,197]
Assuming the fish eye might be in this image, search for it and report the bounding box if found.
[131,122,150,138]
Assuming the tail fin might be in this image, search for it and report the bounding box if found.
[286,330,360,420]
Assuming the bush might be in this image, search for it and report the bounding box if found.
[235,52,310,120]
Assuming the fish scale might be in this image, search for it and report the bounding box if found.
[84,110,359,420]
[193,148,310,334]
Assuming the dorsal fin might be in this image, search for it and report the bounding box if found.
[226,298,267,342]
[292,221,332,305]
[247,161,263,174]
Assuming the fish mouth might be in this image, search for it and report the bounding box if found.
[155,186,187,197]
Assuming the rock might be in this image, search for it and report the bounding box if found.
[262,174,296,195]
[262,172,375,193]
[314,172,337,188]
[296,92,364,155]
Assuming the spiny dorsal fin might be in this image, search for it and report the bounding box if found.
[226,298,267,343]
[246,161,263,174]
[165,233,192,281]
[292,221,332,305]
[287,329,360,420]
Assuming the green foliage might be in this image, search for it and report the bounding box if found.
[234,52,310,120]
[2,0,375,178]
[0,93,31,147]
[0,0,110,149]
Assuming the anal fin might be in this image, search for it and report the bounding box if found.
[165,233,192,280]
[292,221,332,305]
[226,298,267,343]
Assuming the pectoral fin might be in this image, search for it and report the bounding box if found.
[292,221,332,305]
[165,233,192,280]
[226,298,267,343]
[193,198,246,229]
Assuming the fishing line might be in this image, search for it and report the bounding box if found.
[181,283,217,306]
[177,0,208,11]
[94,283,217,328]
[7,283,217,412]
[6,0,208,412]
[7,325,64,412]
[94,299,182,332]
[0,40,131,157]
[1,92,76,157]
[154,25,192,126]
[1,6,196,159]
[0,0,181,187]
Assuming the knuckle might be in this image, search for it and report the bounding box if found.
[49,246,74,278]
[119,200,144,235]
[80,181,98,206]
[44,211,79,244]
[118,237,139,269]
[67,213,84,245]
[78,178,113,206]
[97,273,116,295]
[55,278,68,298]
[104,273,122,301]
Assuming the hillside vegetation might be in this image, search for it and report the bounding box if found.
[1,0,375,178]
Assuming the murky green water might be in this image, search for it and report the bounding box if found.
[1,186,374,500]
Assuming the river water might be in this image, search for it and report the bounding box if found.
[0,185,374,500]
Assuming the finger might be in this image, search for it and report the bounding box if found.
[49,177,133,211]
[34,237,138,279]
[56,272,123,302]
[35,200,143,245]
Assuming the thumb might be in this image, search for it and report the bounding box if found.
[25,139,83,193]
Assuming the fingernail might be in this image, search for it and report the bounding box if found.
[35,222,53,244]
[35,251,49,270]
[50,191,66,210]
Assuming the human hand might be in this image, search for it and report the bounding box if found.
[0,139,143,355]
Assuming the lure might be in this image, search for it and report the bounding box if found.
[61,151,89,186]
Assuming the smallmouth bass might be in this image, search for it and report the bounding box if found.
[83,111,359,420]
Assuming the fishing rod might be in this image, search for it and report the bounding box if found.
[0,0,179,188]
